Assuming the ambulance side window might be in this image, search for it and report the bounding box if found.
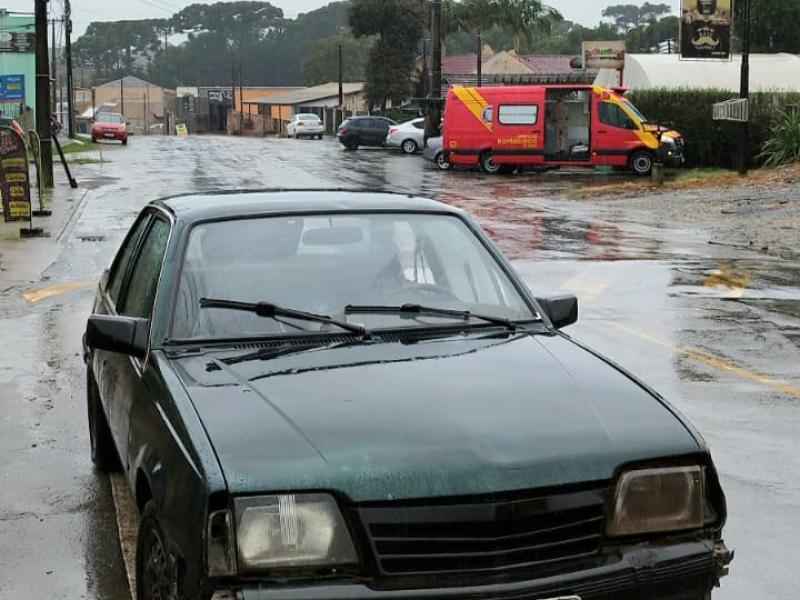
[598,102,637,130]
[498,105,539,125]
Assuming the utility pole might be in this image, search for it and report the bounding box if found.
[338,44,344,108]
[425,0,443,142]
[120,76,124,115]
[50,18,57,115]
[65,0,75,138]
[476,29,482,87]
[35,0,54,188]
[738,0,751,176]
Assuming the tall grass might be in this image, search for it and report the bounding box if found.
[759,108,800,166]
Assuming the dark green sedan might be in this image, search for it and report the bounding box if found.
[83,190,732,600]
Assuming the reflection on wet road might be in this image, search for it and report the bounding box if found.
[1,135,797,600]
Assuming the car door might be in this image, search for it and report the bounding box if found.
[593,100,641,165]
[105,215,171,467]
[93,213,152,446]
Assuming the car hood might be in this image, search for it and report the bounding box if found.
[171,331,700,501]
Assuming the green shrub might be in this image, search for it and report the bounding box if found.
[627,88,800,169]
[758,107,800,166]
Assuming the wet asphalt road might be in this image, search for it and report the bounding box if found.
[0,135,798,599]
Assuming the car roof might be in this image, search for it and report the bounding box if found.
[155,190,460,222]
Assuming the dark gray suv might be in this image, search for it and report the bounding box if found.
[337,116,397,151]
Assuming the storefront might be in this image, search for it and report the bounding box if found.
[0,10,36,124]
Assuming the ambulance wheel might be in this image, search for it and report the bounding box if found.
[630,150,654,176]
[480,152,501,175]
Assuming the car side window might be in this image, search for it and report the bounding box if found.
[412,121,425,130]
[120,218,170,319]
[107,214,151,307]
[598,102,637,130]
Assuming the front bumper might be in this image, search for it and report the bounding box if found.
[211,539,731,600]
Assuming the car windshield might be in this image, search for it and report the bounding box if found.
[172,213,536,339]
[96,113,123,123]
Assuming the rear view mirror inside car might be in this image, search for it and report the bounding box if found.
[303,227,364,246]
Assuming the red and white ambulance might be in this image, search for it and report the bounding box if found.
[441,84,684,175]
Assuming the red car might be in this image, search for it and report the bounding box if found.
[91,113,128,145]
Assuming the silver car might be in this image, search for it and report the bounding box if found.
[422,136,451,170]
[287,113,324,139]
[386,117,426,154]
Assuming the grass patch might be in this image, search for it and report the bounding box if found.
[52,139,103,155]
[67,157,109,165]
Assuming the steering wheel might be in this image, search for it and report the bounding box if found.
[381,282,461,303]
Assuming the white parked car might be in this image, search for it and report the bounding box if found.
[386,117,426,154]
[287,113,324,139]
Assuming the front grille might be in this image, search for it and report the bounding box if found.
[356,486,608,579]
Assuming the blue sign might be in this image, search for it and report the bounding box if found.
[0,75,25,103]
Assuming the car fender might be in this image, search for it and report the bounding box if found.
[126,352,226,597]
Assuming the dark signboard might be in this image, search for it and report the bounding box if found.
[0,31,35,53]
[0,75,25,103]
[680,0,733,59]
[0,125,32,222]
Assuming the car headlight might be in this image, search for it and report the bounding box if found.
[607,466,705,536]
[234,494,358,572]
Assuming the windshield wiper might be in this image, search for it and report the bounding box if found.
[344,303,520,330]
[200,298,369,337]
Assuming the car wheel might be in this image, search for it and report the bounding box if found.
[436,152,451,171]
[122,138,128,146]
[87,370,120,472]
[630,150,653,176]
[401,139,418,154]
[479,152,501,175]
[346,139,359,151]
[91,136,97,143]
[136,500,179,600]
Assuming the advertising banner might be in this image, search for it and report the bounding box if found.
[0,75,25,103]
[582,41,626,70]
[0,31,35,53]
[680,0,733,59]
[0,125,32,222]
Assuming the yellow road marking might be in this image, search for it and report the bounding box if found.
[610,322,800,398]
[560,276,609,302]
[110,473,138,600]
[702,263,753,299]
[23,279,95,303]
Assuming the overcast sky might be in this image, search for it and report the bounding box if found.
[3,0,655,38]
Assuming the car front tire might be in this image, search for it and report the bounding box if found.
[87,370,120,472]
[436,152,451,171]
[401,139,418,154]
[137,500,180,600]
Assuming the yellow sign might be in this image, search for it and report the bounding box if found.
[9,201,30,219]
[5,172,27,183]
[2,157,25,169]
[176,123,189,137]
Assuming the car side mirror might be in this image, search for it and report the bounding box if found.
[86,315,149,358]
[536,295,578,329]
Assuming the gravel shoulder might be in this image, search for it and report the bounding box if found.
[566,164,800,260]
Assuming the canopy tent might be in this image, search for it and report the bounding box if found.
[595,53,800,92]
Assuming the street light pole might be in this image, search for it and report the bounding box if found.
[738,0,751,176]
[35,0,54,188]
